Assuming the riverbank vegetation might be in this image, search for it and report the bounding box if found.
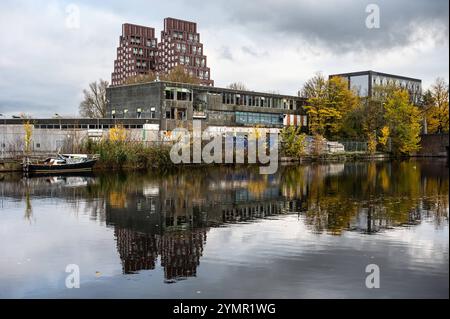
[81,125,173,170]
[82,140,173,170]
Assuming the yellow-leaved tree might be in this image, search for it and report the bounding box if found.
[425,78,449,134]
[109,125,127,142]
[384,90,422,155]
[23,120,33,154]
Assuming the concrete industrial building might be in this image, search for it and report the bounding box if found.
[0,81,309,157]
[111,18,213,87]
[105,80,309,134]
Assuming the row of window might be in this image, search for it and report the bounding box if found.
[128,37,157,48]
[174,43,203,55]
[111,108,157,119]
[165,89,192,101]
[235,112,283,125]
[34,124,144,129]
[223,93,299,110]
[171,31,199,42]
[179,56,206,67]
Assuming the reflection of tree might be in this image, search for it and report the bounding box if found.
[299,160,449,234]
[24,189,33,222]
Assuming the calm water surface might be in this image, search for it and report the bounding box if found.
[0,160,448,298]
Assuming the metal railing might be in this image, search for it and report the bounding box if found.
[338,140,368,152]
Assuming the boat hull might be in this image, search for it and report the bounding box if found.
[24,159,97,174]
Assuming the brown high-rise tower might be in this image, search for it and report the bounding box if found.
[111,18,213,86]
[111,23,158,86]
[156,18,213,86]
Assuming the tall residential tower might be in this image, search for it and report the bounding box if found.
[111,18,213,86]
[111,23,158,86]
[156,18,213,86]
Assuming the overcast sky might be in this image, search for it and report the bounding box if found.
[0,0,448,117]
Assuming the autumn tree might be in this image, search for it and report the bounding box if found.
[301,73,329,137]
[160,65,200,84]
[79,79,109,118]
[384,90,422,155]
[301,73,358,139]
[425,77,449,133]
[280,126,307,158]
[124,72,157,85]
[327,76,359,138]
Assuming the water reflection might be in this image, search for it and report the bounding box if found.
[0,159,448,287]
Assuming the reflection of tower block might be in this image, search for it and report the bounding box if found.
[158,229,207,280]
[115,228,158,274]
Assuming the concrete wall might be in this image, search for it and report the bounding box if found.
[0,125,144,157]
[106,82,163,119]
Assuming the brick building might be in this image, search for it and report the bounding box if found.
[156,18,213,86]
[111,23,158,86]
[111,18,213,87]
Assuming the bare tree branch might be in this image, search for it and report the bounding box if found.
[79,79,109,118]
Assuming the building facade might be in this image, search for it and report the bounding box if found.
[105,81,308,135]
[156,18,213,86]
[329,70,422,105]
[111,24,158,86]
[111,18,213,87]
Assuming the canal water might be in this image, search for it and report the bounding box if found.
[0,159,448,298]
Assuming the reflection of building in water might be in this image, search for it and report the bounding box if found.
[106,185,209,280]
[106,168,309,280]
[115,228,158,274]
[114,226,207,277]
[158,229,207,280]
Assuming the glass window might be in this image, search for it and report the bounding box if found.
[165,89,174,100]
[349,75,369,96]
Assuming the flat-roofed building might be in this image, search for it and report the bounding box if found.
[329,70,422,105]
[105,81,309,134]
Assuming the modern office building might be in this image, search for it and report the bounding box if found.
[111,18,213,86]
[105,81,308,134]
[111,23,158,86]
[156,18,213,86]
[329,70,422,105]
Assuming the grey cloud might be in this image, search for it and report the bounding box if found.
[241,46,268,57]
[219,46,234,60]
[219,0,449,52]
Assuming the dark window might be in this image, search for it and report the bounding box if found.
[177,91,190,101]
[165,90,175,100]
[166,109,176,119]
